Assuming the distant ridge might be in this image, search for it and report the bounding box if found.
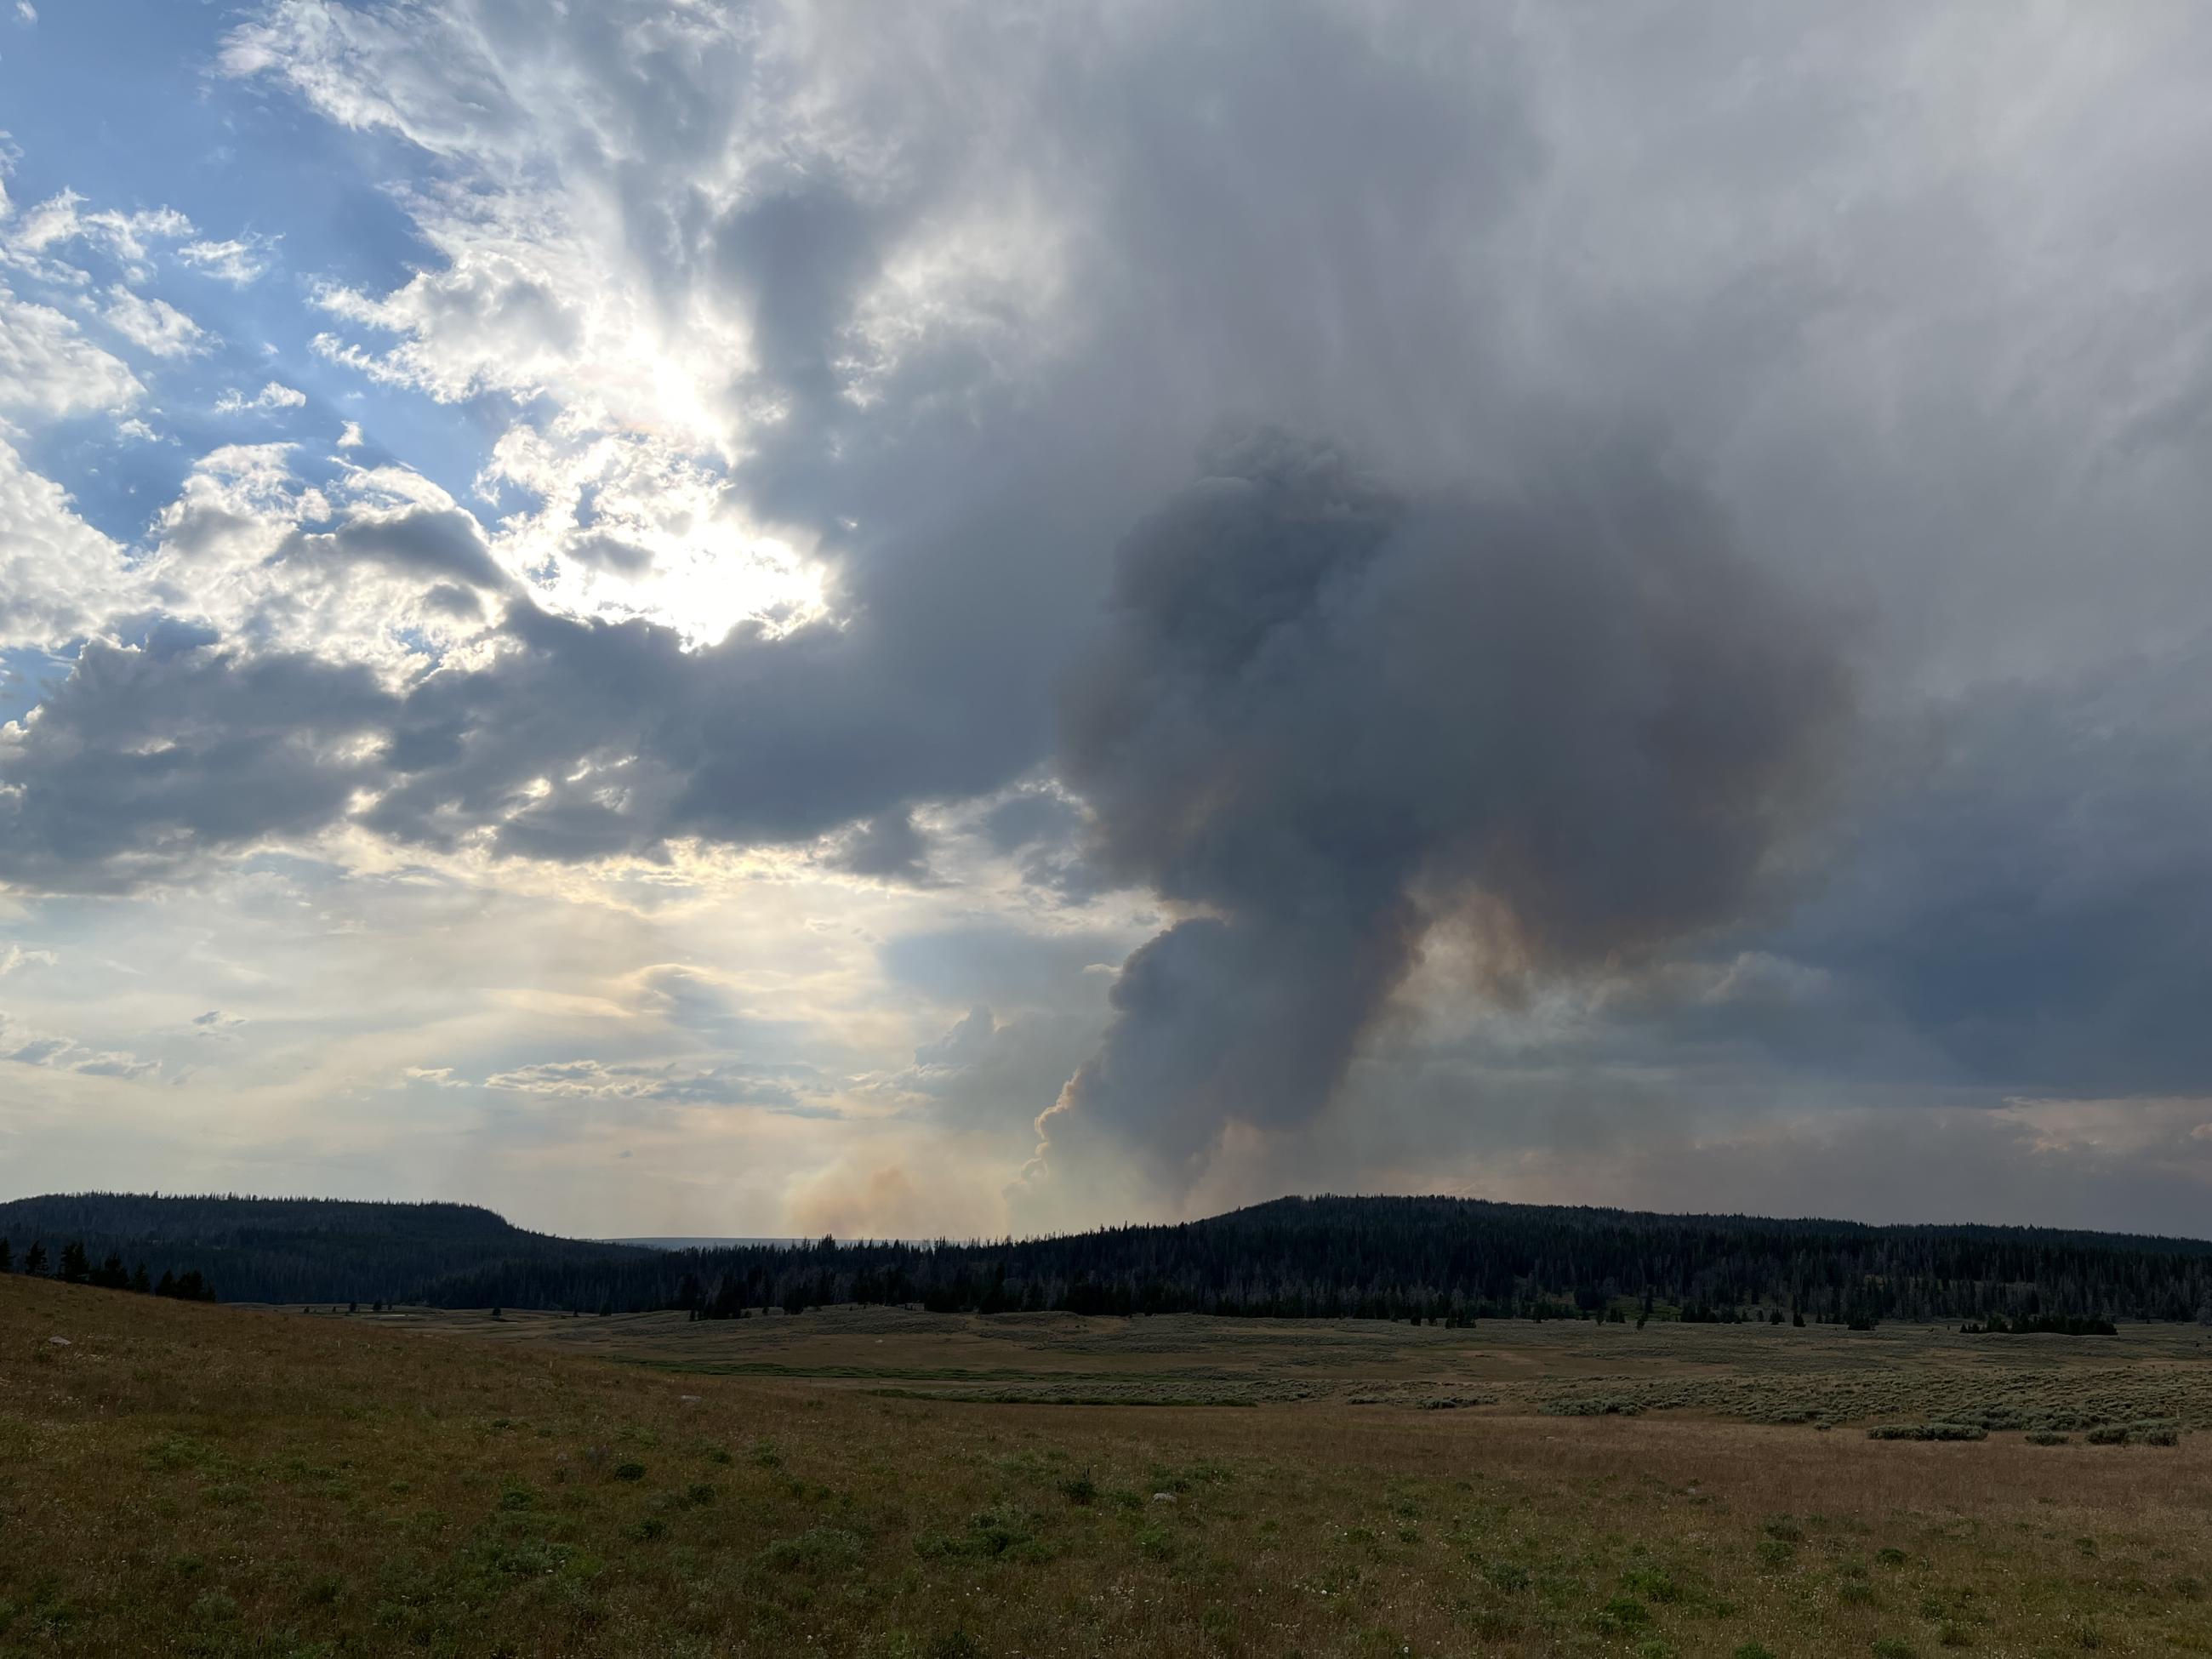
[0,1193,650,1306]
[7,1190,2209,1325]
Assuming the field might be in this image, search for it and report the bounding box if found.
[4,1281,2211,1657]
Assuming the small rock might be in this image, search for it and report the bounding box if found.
[680,1394,700,1404]
[1151,1491,1177,1504]
[47,1336,70,1347]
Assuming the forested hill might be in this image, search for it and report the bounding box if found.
[438,1194,2212,1325]
[0,1194,651,1306]
[9,1192,2212,1324]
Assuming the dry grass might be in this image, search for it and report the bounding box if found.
[5,1280,2210,1656]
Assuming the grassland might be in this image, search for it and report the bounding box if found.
[5,1280,2211,1656]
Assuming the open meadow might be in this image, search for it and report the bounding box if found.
[4,1280,2210,1657]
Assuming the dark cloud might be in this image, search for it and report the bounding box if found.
[277,506,509,590]
[1777,650,2212,1095]
[1035,429,1856,1187]
[827,809,935,885]
[0,637,397,892]
[980,790,1083,856]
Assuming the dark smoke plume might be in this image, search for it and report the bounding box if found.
[1034,429,1854,1189]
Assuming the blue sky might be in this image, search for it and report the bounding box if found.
[2,3,2209,1241]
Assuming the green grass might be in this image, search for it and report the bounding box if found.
[4,1280,2211,1655]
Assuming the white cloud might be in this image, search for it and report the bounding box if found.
[6,189,191,277]
[103,285,211,358]
[14,3,36,26]
[475,1056,830,1111]
[214,379,307,413]
[336,419,363,448]
[179,236,276,287]
[0,287,143,414]
[0,433,146,648]
[134,442,503,678]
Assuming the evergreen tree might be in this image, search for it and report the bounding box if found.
[131,1263,151,1294]
[58,1240,89,1284]
[0,1239,10,1273]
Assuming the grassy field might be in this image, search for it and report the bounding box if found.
[4,1281,2211,1656]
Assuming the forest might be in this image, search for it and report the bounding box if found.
[9,1191,2212,1325]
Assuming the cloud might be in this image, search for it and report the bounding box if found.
[214,380,307,413]
[476,1057,829,1112]
[826,809,936,886]
[0,288,143,415]
[1776,651,2212,1096]
[178,236,276,287]
[102,286,211,357]
[5,189,191,275]
[0,434,147,648]
[0,635,400,892]
[0,1013,158,1081]
[2,0,2210,1235]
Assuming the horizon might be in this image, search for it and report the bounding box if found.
[3,5,2209,1241]
[7,1187,2212,1255]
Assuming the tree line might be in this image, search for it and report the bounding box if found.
[430,1195,2212,1326]
[0,1193,651,1307]
[9,1191,2212,1326]
[2,1235,214,1300]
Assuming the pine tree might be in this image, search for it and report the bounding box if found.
[21,1240,43,1276]
[131,1263,151,1295]
[58,1240,89,1284]
[0,1240,10,1273]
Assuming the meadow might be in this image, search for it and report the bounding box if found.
[3,1278,2209,1656]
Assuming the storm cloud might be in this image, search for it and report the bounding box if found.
[3,2,2212,1235]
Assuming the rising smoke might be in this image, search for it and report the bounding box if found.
[1034,428,1856,1191]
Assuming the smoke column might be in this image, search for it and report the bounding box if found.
[1035,428,1854,1191]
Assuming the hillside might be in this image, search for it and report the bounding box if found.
[9,1190,2212,1324]
[337,1193,2212,1325]
[0,1193,651,1306]
[619,1193,2212,1325]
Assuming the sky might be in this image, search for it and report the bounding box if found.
[2,2,2209,1242]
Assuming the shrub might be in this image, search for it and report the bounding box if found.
[755,1526,866,1575]
[1872,1640,1917,1659]
[1867,1423,1987,1442]
[613,1461,647,1481]
[1596,1594,1651,1630]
